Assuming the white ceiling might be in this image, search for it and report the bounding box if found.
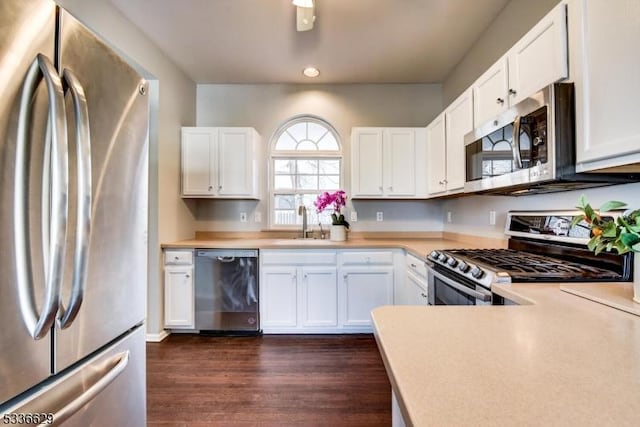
[108,0,511,84]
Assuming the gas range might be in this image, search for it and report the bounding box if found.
[427,210,632,292]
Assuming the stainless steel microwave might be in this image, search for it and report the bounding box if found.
[463,83,639,195]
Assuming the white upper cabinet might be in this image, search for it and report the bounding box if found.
[507,3,568,106]
[473,2,568,128]
[568,0,640,172]
[426,113,447,196]
[444,88,474,192]
[351,127,427,198]
[426,88,473,197]
[181,127,260,198]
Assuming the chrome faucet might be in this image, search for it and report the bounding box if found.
[298,205,309,238]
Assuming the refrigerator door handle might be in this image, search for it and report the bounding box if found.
[14,54,68,340]
[58,69,92,329]
[52,351,130,425]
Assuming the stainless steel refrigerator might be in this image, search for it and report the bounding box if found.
[0,0,148,424]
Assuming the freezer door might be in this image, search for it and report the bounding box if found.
[1,325,146,426]
[0,0,57,405]
[55,10,149,372]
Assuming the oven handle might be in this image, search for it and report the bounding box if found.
[430,268,492,302]
[511,115,523,169]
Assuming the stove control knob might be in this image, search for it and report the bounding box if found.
[470,266,485,279]
[429,250,440,260]
[447,257,458,268]
[437,253,448,263]
[458,261,470,273]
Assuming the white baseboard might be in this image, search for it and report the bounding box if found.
[146,330,170,342]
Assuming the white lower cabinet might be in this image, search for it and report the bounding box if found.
[260,249,397,333]
[406,271,429,306]
[164,266,195,329]
[339,266,394,327]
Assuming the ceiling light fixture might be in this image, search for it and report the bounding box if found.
[303,67,320,78]
[293,0,315,32]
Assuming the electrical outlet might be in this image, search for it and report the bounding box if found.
[447,211,452,223]
[240,212,248,223]
[489,211,496,226]
[254,212,262,223]
[350,211,358,222]
[376,212,383,222]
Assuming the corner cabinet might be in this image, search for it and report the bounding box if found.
[181,127,260,198]
[473,3,568,128]
[163,250,195,329]
[568,0,640,172]
[351,127,427,198]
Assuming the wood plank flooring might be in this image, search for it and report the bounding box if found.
[146,334,391,426]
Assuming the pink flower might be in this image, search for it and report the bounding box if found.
[314,190,347,215]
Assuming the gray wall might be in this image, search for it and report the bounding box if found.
[195,84,445,232]
[55,0,197,337]
[442,0,560,106]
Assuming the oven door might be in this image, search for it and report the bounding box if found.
[427,267,492,306]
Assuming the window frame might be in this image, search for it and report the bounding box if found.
[269,115,343,229]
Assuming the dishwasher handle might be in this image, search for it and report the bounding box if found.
[196,249,258,259]
[216,256,236,263]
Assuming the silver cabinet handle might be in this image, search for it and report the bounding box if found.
[185,274,190,278]
[388,186,393,190]
[509,88,517,96]
[410,263,417,268]
[208,185,213,191]
[304,273,308,279]
[53,351,130,424]
[496,97,504,104]
[512,115,523,169]
[58,69,92,329]
[15,54,68,339]
[216,256,236,263]
[218,185,222,190]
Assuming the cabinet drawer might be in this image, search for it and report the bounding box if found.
[406,254,427,278]
[164,250,193,265]
[262,250,337,265]
[340,251,393,265]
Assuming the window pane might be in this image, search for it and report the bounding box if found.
[274,210,297,225]
[317,133,339,150]
[297,175,318,190]
[274,175,295,190]
[308,122,328,142]
[319,175,340,190]
[274,195,296,209]
[287,123,306,142]
[318,159,340,175]
[275,132,297,150]
[297,140,317,150]
[297,159,318,174]
[274,159,295,174]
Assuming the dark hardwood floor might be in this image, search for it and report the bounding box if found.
[146,334,391,426]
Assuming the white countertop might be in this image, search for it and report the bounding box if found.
[372,283,640,426]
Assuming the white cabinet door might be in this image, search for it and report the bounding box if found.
[508,3,568,106]
[164,266,194,328]
[473,58,509,128]
[181,128,215,196]
[569,0,640,171]
[260,266,298,328]
[340,266,394,327]
[407,271,429,306]
[351,128,384,197]
[217,128,256,197]
[426,113,447,196]
[445,88,473,193]
[385,128,416,197]
[300,266,338,328]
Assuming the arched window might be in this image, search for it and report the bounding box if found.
[270,115,342,227]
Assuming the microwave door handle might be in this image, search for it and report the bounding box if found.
[430,269,492,302]
[512,115,524,169]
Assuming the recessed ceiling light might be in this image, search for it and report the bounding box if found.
[303,67,320,78]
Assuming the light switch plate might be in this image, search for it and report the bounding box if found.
[376,212,383,222]
[447,211,452,223]
[254,212,262,223]
[240,212,248,223]
[489,211,496,225]
[350,211,358,222]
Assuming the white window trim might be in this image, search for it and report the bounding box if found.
[268,115,343,230]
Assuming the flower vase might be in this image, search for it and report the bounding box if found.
[330,225,347,242]
[634,254,640,304]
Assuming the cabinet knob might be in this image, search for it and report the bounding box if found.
[410,263,417,268]
[388,186,393,191]
[292,275,297,282]
[343,274,348,279]
[509,88,517,96]
[185,274,190,278]
[421,292,427,298]
[218,185,222,190]
[496,97,504,104]
[438,180,445,185]
[304,273,308,279]
[443,179,448,184]
[208,185,213,191]
[174,256,179,260]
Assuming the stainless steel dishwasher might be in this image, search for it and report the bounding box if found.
[194,249,260,334]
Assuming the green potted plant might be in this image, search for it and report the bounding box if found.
[314,190,350,241]
[573,195,640,302]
